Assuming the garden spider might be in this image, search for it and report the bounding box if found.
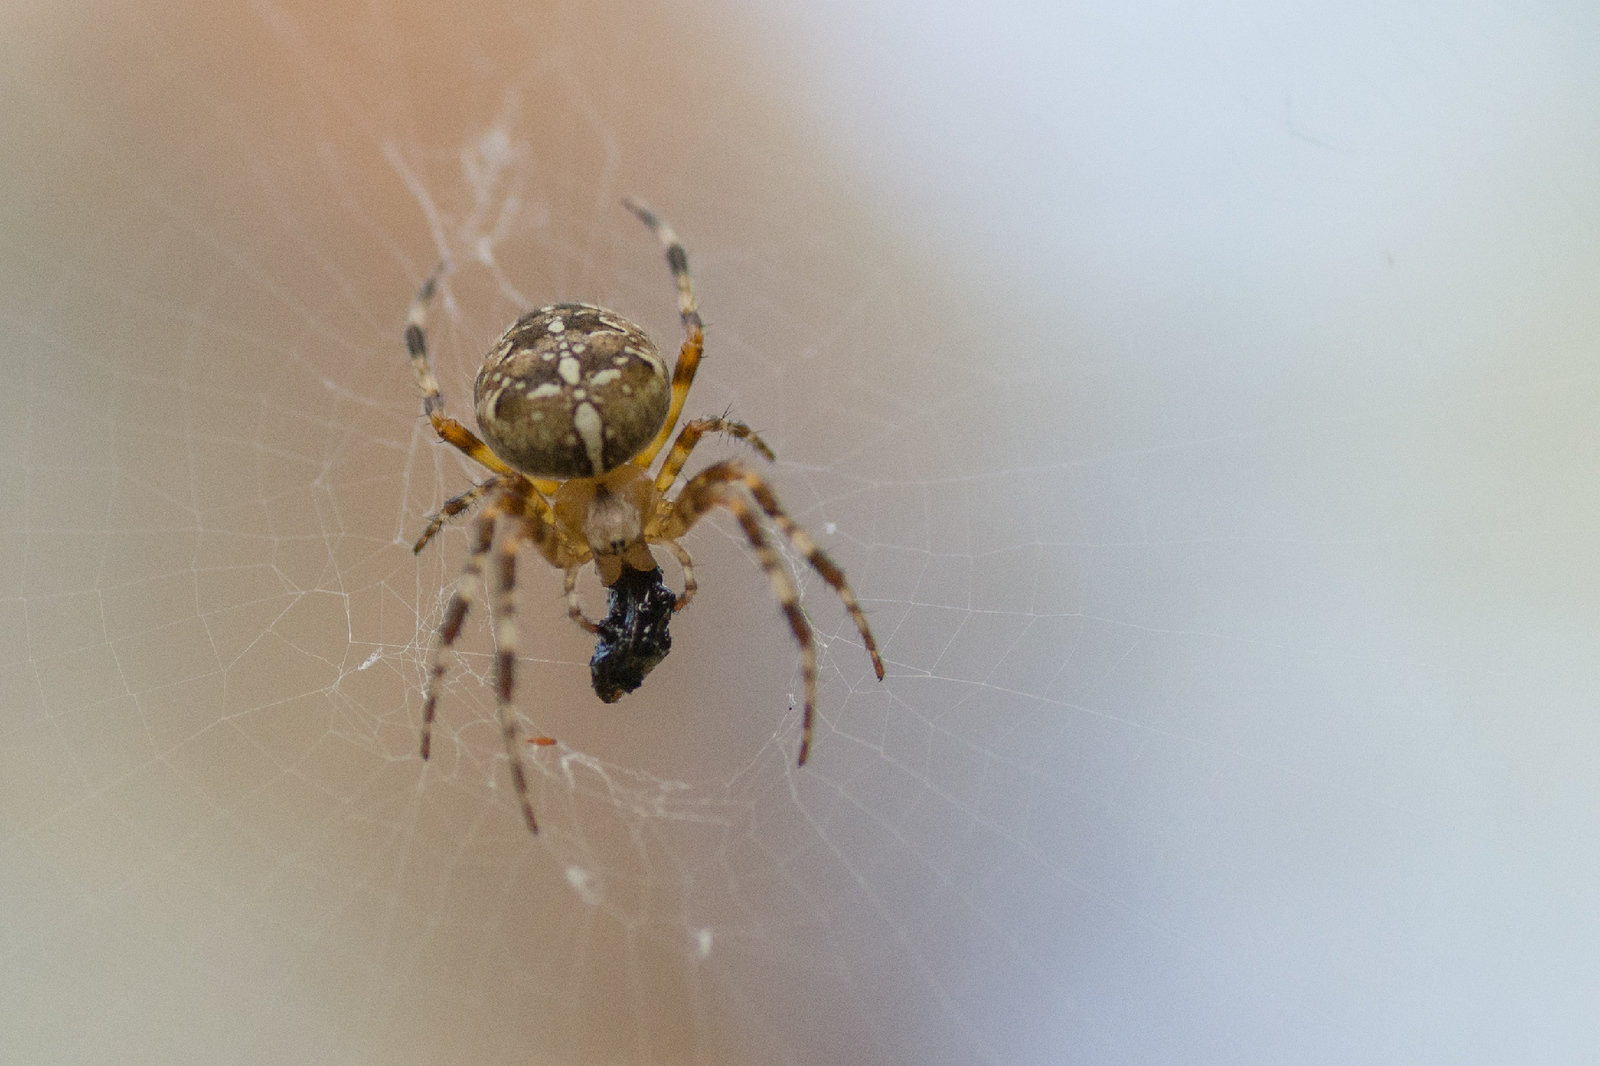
[407,199,884,834]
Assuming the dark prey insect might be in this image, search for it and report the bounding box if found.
[407,199,884,834]
[589,563,677,703]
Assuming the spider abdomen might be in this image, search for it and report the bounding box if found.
[474,303,670,478]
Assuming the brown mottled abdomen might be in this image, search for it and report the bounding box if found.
[474,303,671,478]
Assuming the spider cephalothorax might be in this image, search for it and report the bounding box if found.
[407,199,884,834]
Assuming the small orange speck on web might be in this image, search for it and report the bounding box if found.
[527,736,557,746]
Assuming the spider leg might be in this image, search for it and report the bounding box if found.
[491,528,539,834]
[657,460,884,763]
[664,540,697,611]
[513,486,572,570]
[663,460,883,681]
[666,479,822,763]
[740,473,884,682]
[622,198,704,469]
[405,266,450,420]
[414,479,497,554]
[563,566,601,633]
[405,268,559,493]
[653,416,775,495]
[431,416,521,478]
[420,499,502,761]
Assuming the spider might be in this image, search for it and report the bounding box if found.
[406,198,884,834]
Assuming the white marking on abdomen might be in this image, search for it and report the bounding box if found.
[627,346,665,374]
[573,402,606,472]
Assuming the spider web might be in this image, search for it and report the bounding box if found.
[3,0,1600,1063]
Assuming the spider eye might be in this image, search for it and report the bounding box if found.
[473,304,671,478]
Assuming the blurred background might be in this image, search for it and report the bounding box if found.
[3,0,1598,1062]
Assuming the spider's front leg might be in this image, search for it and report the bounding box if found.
[624,198,706,469]
[405,268,558,492]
